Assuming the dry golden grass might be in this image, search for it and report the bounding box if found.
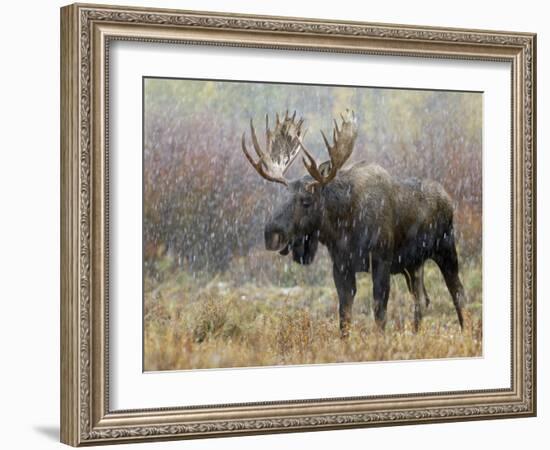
[144,257,482,371]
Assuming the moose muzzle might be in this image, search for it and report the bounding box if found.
[264,226,288,252]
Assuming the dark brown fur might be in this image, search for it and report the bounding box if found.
[265,161,466,336]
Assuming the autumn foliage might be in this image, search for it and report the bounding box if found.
[143,78,483,370]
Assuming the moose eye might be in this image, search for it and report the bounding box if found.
[300,198,312,208]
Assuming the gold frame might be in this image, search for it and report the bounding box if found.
[60,2,537,446]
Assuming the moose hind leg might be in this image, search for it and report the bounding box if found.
[409,266,427,333]
[434,237,466,330]
[333,264,357,338]
[423,279,431,308]
[403,267,430,308]
[403,269,413,294]
[372,258,391,331]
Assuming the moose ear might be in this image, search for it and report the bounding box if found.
[305,162,331,193]
[319,160,332,177]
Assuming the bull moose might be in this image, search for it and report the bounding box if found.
[241,110,467,337]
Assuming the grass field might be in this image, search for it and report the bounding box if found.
[143,250,482,371]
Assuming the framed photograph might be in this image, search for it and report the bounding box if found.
[60,3,536,446]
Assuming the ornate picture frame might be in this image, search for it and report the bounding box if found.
[60,3,536,446]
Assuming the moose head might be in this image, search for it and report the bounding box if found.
[241,110,358,266]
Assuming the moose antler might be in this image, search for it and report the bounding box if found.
[301,109,358,185]
[241,110,305,186]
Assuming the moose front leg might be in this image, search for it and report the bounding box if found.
[372,257,391,331]
[333,264,357,338]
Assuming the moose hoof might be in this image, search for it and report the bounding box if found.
[339,326,351,339]
[374,318,387,333]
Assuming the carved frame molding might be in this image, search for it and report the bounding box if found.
[61,3,536,446]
